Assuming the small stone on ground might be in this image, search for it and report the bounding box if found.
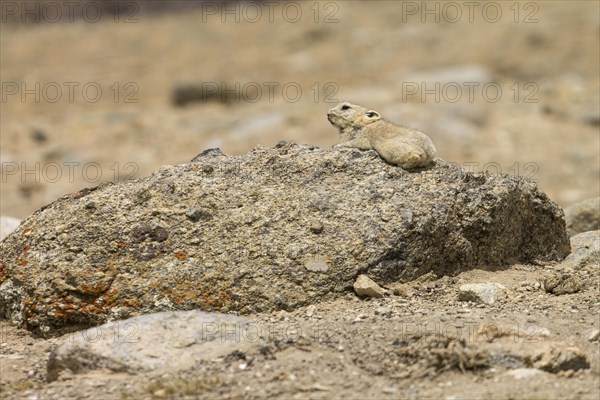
[353,275,385,298]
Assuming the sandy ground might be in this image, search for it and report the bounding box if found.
[1,263,599,399]
[1,1,599,399]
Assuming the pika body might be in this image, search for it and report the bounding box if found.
[327,102,436,170]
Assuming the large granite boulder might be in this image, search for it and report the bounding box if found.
[0,142,570,335]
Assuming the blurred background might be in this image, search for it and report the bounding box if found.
[1,0,599,219]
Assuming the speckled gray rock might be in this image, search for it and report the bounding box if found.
[564,197,600,236]
[561,231,599,270]
[47,310,261,381]
[0,142,570,335]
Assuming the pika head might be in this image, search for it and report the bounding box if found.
[327,102,381,132]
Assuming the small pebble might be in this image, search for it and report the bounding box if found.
[353,313,369,322]
[353,275,385,298]
[375,306,392,316]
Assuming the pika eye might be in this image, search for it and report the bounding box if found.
[341,105,351,110]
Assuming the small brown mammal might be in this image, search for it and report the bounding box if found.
[327,102,436,169]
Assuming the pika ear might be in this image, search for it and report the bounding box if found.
[365,111,381,120]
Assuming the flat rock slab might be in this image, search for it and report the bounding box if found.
[0,142,569,335]
[47,311,261,381]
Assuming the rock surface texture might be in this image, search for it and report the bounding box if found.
[564,197,600,236]
[47,310,261,381]
[561,231,600,270]
[0,142,570,335]
[458,283,504,305]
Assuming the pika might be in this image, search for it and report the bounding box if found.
[327,102,436,169]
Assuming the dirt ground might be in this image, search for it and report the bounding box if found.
[1,1,599,399]
[1,263,599,399]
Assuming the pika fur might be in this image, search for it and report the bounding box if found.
[327,102,436,169]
